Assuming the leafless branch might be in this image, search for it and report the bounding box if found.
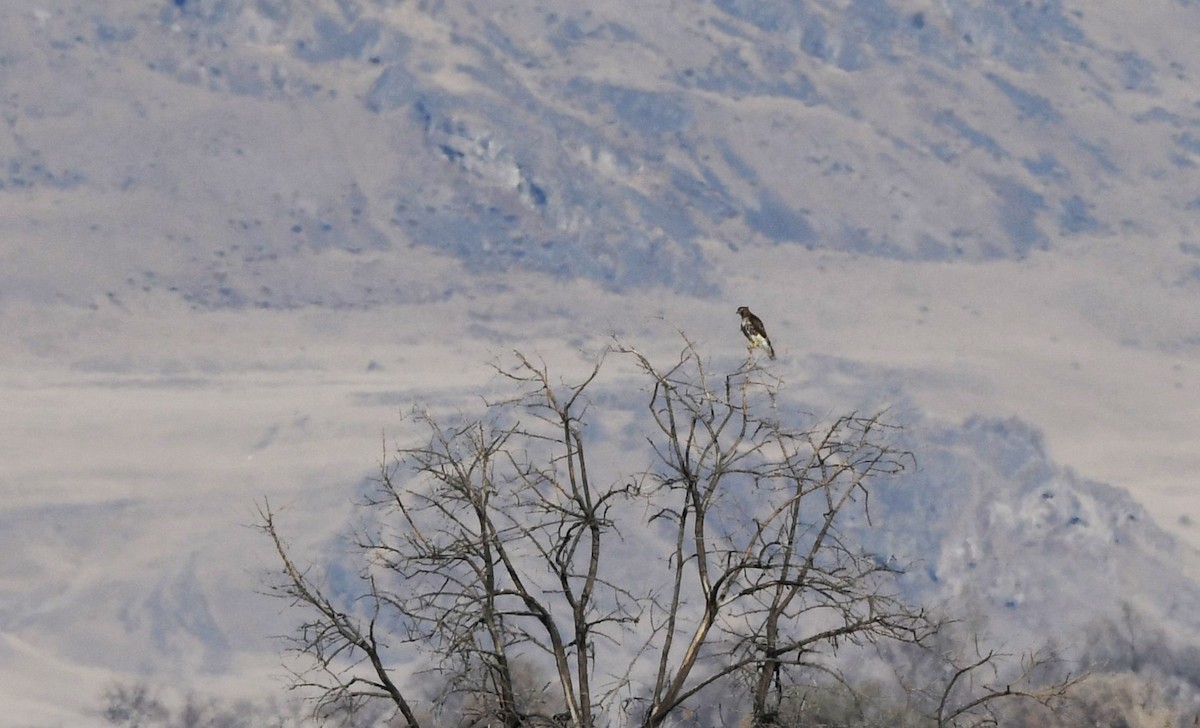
[258,334,1068,728]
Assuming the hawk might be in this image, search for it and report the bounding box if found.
[737,306,776,359]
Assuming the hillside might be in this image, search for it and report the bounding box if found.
[2,0,1200,724]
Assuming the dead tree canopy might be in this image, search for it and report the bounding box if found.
[259,336,1074,728]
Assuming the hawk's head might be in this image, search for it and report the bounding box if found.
[736,306,750,317]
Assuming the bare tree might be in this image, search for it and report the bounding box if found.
[616,340,933,728]
[866,615,1084,728]
[928,643,1078,727]
[103,683,169,728]
[101,682,322,728]
[260,337,1036,728]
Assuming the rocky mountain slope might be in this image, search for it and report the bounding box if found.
[2,0,1200,723]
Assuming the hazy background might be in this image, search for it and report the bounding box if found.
[2,0,1200,723]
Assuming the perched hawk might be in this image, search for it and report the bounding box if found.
[737,306,776,360]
